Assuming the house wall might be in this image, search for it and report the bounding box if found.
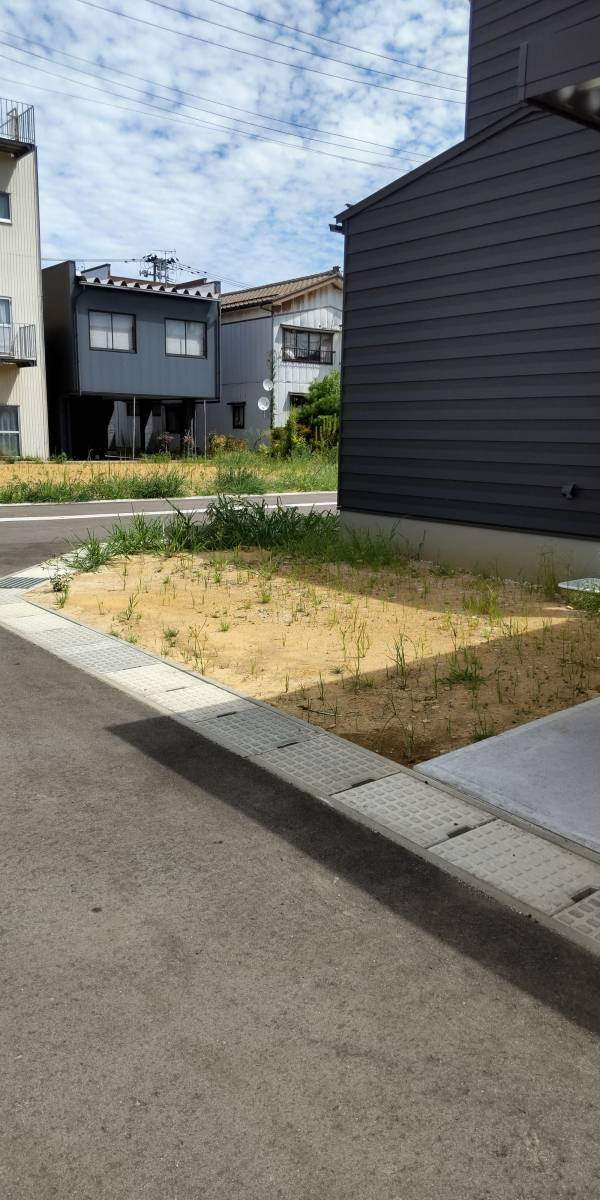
[273,283,342,424]
[220,313,272,443]
[74,288,219,399]
[339,106,600,551]
[0,148,48,457]
[466,0,600,136]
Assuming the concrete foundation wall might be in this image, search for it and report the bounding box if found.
[341,509,600,581]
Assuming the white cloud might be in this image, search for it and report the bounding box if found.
[1,0,469,287]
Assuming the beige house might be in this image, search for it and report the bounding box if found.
[0,98,48,458]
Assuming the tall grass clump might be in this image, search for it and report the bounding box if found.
[71,496,409,571]
[213,465,266,495]
[0,468,188,503]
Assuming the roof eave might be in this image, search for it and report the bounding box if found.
[335,107,528,225]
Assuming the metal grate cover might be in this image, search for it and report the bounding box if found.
[435,820,600,914]
[258,735,401,797]
[198,707,318,757]
[331,772,493,848]
[0,575,48,589]
[156,683,250,715]
[25,625,107,655]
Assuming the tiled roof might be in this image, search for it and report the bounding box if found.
[221,267,342,311]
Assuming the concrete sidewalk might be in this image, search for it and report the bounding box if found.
[3,622,600,1198]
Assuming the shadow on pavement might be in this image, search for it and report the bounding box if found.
[110,712,600,1036]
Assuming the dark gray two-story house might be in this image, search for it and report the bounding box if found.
[43,262,221,457]
[335,0,600,577]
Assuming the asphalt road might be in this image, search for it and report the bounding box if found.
[0,490,337,578]
[3,499,600,1198]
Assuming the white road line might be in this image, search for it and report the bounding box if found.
[0,490,337,509]
[0,501,336,524]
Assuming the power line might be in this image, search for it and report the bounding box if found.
[0,63,400,169]
[202,0,468,82]
[0,28,431,159]
[0,34,427,165]
[73,0,466,105]
[141,0,466,94]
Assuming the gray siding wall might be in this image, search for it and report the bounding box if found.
[75,288,219,399]
[466,0,600,136]
[339,107,600,540]
[42,261,78,398]
[219,314,272,443]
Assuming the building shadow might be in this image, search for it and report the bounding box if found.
[110,712,600,1036]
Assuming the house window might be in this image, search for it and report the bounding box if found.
[0,193,10,222]
[282,328,334,364]
[289,393,308,407]
[0,405,20,456]
[165,318,206,357]
[89,310,135,352]
[231,403,245,430]
[0,297,12,356]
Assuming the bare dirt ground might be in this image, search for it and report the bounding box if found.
[34,551,600,765]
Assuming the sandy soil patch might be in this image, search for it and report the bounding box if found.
[34,552,600,765]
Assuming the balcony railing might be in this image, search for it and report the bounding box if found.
[282,347,335,365]
[0,323,37,365]
[0,99,35,157]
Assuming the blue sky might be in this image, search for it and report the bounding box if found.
[1,0,469,289]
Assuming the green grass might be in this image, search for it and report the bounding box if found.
[462,585,502,621]
[0,468,188,503]
[0,448,338,502]
[71,496,407,573]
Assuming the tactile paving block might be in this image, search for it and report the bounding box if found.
[198,707,319,757]
[331,773,493,848]
[109,663,200,693]
[258,736,401,796]
[66,643,151,674]
[434,820,600,915]
[556,891,600,945]
[0,575,48,589]
[0,590,28,606]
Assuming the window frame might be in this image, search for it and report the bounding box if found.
[0,192,11,223]
[0,404,21,457]
[281,327,334,364]
[88,309,136,354]
[164,317,207,359]
[231,403,246,430]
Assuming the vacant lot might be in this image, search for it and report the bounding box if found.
[0,450,337,502]
[35,546,600,765]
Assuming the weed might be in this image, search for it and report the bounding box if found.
[462,586,502,621]
[446,647,485,693]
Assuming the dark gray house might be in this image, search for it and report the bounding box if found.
[335,0,600,576]
[43,262,220,457]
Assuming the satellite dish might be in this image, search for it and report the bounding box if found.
[257,396,270,412]
[262,378,274,392]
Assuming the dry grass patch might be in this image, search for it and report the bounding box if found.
[33,551,600,766]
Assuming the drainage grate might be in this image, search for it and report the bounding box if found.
[25,626,107,655]
[259,736,401,797]
[198,707,318,757]
[331,773,492,848]
[0,575,48,589]
[434,820,600,915]
[151,681,249,715]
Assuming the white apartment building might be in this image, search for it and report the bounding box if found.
[219,268,343,444]
[0,98,48,458]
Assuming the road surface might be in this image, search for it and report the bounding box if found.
[2,493,600,1199]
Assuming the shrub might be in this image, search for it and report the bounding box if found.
[284,370,340,450]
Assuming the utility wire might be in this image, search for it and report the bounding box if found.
[73,0,466,105]
[202,0,468,81]
[0,34,427,165]
[141,0,466,94]
[0,28,430,159]
[0,62,401,169]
